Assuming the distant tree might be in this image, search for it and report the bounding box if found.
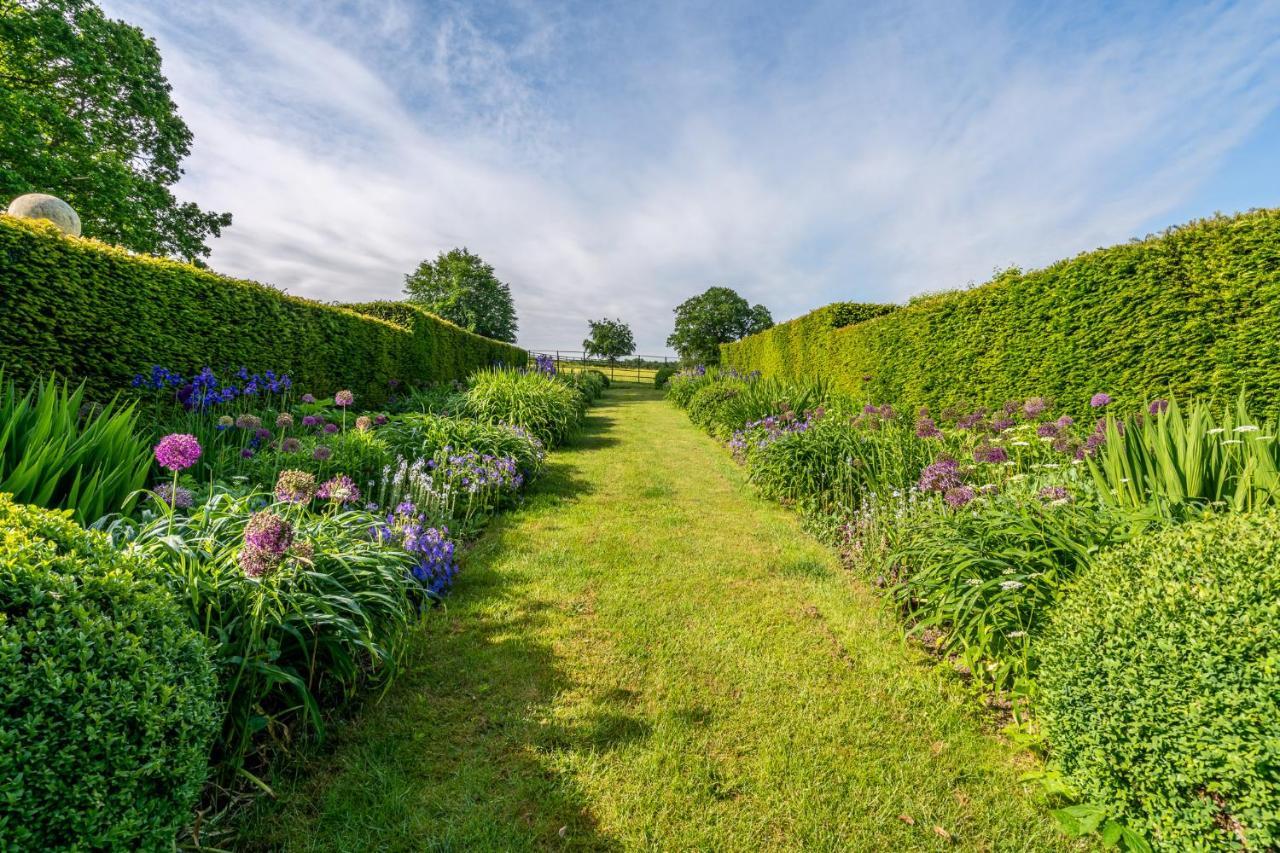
[582,318,635,363]
[666,286,772,365]
[0,0,232,262]
[403,248,518,343]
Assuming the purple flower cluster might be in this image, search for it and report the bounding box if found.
[275,469,318,503]
[918,458,963,493]
[317,474,361,504]
[151,482,193,509]
[944,485,976,508]
[373,507,459,596]
[973,444,1008,464]
[1038,486,1070,503]
[731,407,822,456]
[154,433,201,471]
[334,389,355,407]
[440,452,524,493]
[1090,392,1112,408]
[533,354,557,375]
[240,511,295,578]
[131,366,292,410]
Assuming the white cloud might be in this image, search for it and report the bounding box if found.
[101,0,1280,353]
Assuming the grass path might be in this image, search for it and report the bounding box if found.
[244,387,1067,851]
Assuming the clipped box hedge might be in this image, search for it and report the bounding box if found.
[0,216,526,403]
[722,209,1280,413]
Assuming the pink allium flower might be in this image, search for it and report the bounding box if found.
[355,416,373,431]
[1022,397,1048,418]
[276,412,295,429]
[301,393,316,404]
[317,474,360,504]
[154,433,201,471]
[944,485,977,508]
[375,414,388,426]
[334,389,354,407]
[1090,392,1112,408]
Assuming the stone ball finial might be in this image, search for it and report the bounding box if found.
[6,193,82,237]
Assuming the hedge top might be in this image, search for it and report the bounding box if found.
[722,209,1280,413]
[0,215,526,401]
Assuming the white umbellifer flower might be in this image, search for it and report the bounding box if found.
[1007,630,1027,638]
[999,580,1024,591]
[1011,441,1030,447]
[966,578,982,586]
[1234,425,1260,432]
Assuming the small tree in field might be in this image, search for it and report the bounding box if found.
[403,248,518,343]
[583,318,636,365]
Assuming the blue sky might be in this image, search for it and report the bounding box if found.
[101,0,1280,354]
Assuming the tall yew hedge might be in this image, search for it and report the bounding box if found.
[722,210,1280,412]
[0,216,525,401]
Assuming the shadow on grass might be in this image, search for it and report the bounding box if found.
[237,386,633,851]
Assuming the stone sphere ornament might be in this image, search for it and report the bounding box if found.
[6,193,82,237]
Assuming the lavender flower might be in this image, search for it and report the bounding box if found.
[956,409,987,430]
[317,474,361,504]
[1056,415,1075,428]
[334,389,354,407]
[154,434,201,471]
[275,469,317,503]
[1090,392,1112,408]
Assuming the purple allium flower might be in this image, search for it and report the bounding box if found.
[1090,392,1112,408]
[1056,415,1075,428]
[355,416,372,431]
[1148,399,1170,415]
[956,410,987,430]
[280,437,301,453]
[275,469,317,504]
[317,474,361,504]
[276,412,295,429]
[1036,422,1059,438]
[301,393,316,404]
[974,444,1008,464]
[1038,486,1070,503]
[255,427,272,441]
[1003,400,1021,415]
[241,448,254,459]
[991,416,1016,432]
[1083,431,1107,454]
[312,445,332,461]
[944,485,977,508]
[323,422,339,434]
[334,389,354,407]
[239,545,276,578]
[918,458,963,493]
[915,416,942,439]
[1022,397,1048,418]
[245,510,294,552]
[375,414,388,426]
[151,482,193,509]
[154,433,201,471]
[301,415,320,428]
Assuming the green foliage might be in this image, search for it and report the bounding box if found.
[463,367,584,446]
[654,365,678,388]
[0,495,218,848]
[402,248,518,343]
[667,286,773,365]
[582,317,636,361]
[561,368,607,403]
[380,413,546,479]
[722,210,1280,413]
[0,0,231,261]
[101,490,419,781]
[666,368,714,408]
[0,371,150,522]
[1088,396,1280,520]
[686,374,829,440]
[1040,511,1280,849]
[0,215,525,402]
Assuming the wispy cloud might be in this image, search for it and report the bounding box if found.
[102,0,1280,352]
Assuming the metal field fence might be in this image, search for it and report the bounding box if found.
[526,350,676,386]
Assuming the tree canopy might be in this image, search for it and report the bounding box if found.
[666,286,772,365]
[0,0,232,262]
[403,248,518,343]
[582,317,635,362]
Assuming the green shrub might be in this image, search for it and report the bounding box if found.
[463,367,585,446]
[0,495,218,848]
[666,368,712,408]
[1040,510,1280,849]
[654,365,678,388]
[380,414,546,479]
[0,372,151,522]
[722,209,1280,414]
[0,216,525,403]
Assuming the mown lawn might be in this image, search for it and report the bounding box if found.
[242,386,1070,851]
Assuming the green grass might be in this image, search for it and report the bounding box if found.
[241,387,1070,851]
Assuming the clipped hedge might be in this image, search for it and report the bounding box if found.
[1040,510,1280,849]
[0,216,525,403]
[0,495,218,848]
[722,210,1280,413]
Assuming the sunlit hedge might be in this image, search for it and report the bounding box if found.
[722,209,1280,412]
[0,216,525,402]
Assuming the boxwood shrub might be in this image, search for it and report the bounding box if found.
[0,495,218,849]
[1039,510,1280,849]
[722,209,1280,414]
[0,216,525,403]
